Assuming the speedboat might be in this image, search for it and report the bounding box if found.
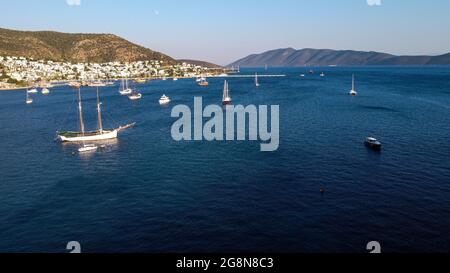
[28,88,38,94]
[41,88,50,95]
[78,144,98,153]
[159,94,171,105]
[320,73,325,77]
[300,74,305,77]
[365,137,382,151]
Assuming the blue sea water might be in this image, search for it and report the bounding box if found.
[1,67,450,253]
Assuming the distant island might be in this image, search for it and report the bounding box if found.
[229,48,450,67]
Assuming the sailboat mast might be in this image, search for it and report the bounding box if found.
[352,74,355,90]
[223,81,227,101]
[96,87,103,133]
[77,88,85,135]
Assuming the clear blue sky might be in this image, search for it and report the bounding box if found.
[1,0,450,65]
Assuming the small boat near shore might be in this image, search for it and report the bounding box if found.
[69,82,81,89]
[128,85,142,100]
[88,81,106,87]
[26,89,33,104]
[198,77,209,86]
[159,94,171,105]
[119,78,132,95]
[41,88,50,95]
[28,88,38,94]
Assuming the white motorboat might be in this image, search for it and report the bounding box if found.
[41,88,50,95]
[28,88,38,94]
[78,144,98,153]
[159,94,171,105]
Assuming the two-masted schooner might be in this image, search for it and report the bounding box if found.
[57,87,134,143]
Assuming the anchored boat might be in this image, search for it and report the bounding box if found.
[222,80,232,105]
[349,74,358,96]
[159,94,171,105]
[119,78,132,95]
[57,87,134,142]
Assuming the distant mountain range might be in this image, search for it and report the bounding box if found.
[228,48,450,67]
[0,28,221,67]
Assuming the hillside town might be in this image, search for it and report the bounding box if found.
[0,55,223,89]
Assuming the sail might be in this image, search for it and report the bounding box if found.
[223,80,228,101]
[96,87,103,133]
[352,74,355,91]
[77,88,85,135]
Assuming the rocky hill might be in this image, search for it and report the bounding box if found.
[0,27,176,64]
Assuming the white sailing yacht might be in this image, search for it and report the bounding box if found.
[222,80,232,105]
[26,89,33,104]
[119,78,132,95]
[57,87,134,142]
[349,74,358,96]
[255,73,260,87]
[128,83,142,100]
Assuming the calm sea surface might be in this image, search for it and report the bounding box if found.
[1,67,450,253]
